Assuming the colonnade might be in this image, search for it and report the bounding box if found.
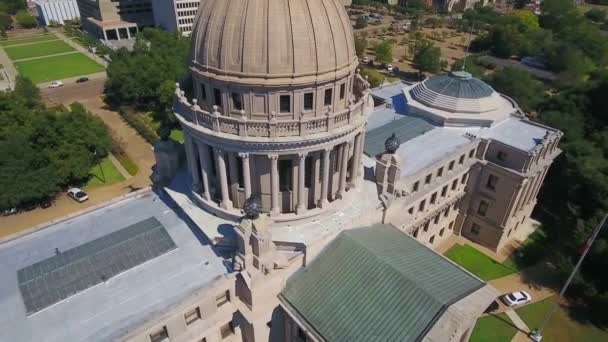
[184,131,366,216]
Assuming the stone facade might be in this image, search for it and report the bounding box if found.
[76,0,153,40]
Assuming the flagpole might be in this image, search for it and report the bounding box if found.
[529,213,608,342]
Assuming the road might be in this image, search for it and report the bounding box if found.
[1,78,156,239]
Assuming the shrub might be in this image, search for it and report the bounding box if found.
[118,108,159,144]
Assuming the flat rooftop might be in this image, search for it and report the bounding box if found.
[0,191,227,342]
[366,84,552,176]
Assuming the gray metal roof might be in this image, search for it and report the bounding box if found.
[424,71,494,99]
[0,192,227,342]
[364,115,435,156]
[280,224,484,342]
[18,217,177,315]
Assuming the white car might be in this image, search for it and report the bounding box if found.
[386,64,394,72]
[67,188,89,203]
[48,81,63,88]
[362,56,369,63]
[501,291,532,307]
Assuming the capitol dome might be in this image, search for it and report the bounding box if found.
[409,71,504,114]
[190,0,357,84]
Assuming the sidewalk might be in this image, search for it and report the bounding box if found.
[53,30,108,67]
[0,43,17,90]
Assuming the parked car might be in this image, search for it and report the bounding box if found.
[362,56,369,63]
[67,188,89,203]
[2,208,17,216]
[76,77,89,83]
[501,291,532,307]
[40,198,53,209]
[386,64,394,72]
[48,80,63,88]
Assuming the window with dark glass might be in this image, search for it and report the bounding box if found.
[471,223,481,235]
[279,159,293,191]
[231,92,242,111]
[440,228,445,237]
[448,160,455,170]
[419,199,426,212]
[220,322,235,339]
[280,95,290,113]
[478,200,489,216]
[304,155,313,188]
[324,88,333,106]
[412,181,419,192]
[434,214,440,224]
[236,158,244,189]
[497,150,507,161]
[459,154,465,164]
[486,174,498,190]
[429,235,435,244]
[430,192,437,204]
[185,307,201,325]
[149,326,168,342]
[441,185,448,197]
[437,167,444,177]
[451,179,458,190]
[304,92,314,111]
[469,148,476,158]
[423,220,430,231]
[340,83,345,99]
[200,85,207,100]
[425,174,432,184]
[215,290,230,307]
[214,88,222,107]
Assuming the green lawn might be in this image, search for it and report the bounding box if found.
[170,129,184,142]
[85,157,125,189]
[14,53,104,83]
[517,297,608,342]
[470,313,518,342]
[4,40,75,61]
[444,244,518,281]
[0,34,56,46]
[115,153,139,176]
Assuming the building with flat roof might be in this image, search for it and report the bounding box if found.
[76,0,153,41]
[34,0,80,26]
[151,0,200,36]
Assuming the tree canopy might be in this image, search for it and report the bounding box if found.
[104,28,190,126]
[485,67,544,112]
[15,10,36,28]
[412,39,443,74]
[374,40,393,65]
[355,35,367,57]
[0,77,111,210]
[0,0,25,14]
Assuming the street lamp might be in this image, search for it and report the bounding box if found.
[529,213,608,342]
[92,147,107,183]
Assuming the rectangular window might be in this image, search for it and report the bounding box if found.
[413,228,419,238]
[280,95,291,113]
[448,160,455,170]
[419,199,426,212]
[412,181,420,192]
[216,290,230,307]
[231,92,243,111]
[461,173,468,184]
[340,83,345,99]
[440,228,445,237]
[430,192,437,204]
[497,150,507,161]
[220,322,235,339]
[149,326,168,342]
[471,223,481,235]
[449,220,454,229]
[297,327,307,340]
[444,207,450,217]
[423,220,430,232]
[200,84,207,100]
[459,154,465,164]
[324,88,333,106]
[434,214,440,224]
[441,185,448,197]
[214,88,222,108]
[469,148,476,158]
[279,159,293,191]
[429,235,435,244]
[185,307,201,325]
[425,174,432,184]
[478,200,489,216]
[486,174,498,191]
[437,167,444,177]
[304,92,314,111]
[451,179,458,190]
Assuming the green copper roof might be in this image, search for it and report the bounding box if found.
[364,115,434,156]
[424,71,494,99]
[280,225,484,342]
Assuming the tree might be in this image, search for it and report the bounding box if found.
[15,10,36,28]
[0,12,12,31]
[451,56,485,78]
[509,9,539,30]
[585,8,606,23]
[413,40,442,74]
[0,0,26,14]
[485,67,544,112]
[374,40,393,65]
[354,35,367,57]
[355,16,367,29]
[360,68,384,88]
[105,28,190,124]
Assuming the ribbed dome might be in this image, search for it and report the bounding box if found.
[190,0,357,81]
[409,71,503,114]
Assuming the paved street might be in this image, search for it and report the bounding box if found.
[40,73,106,104]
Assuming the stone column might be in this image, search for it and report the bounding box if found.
[313,152,321,205]
[184,135,201,192]
[228,152,239,206]
[350,132,363,187]
[296,152,307,214]
[102,29,108,41]
[239,153,252,199]
[337,142,351,199]
[197,142,211,201]
[270,154,280,215]
[214,148,233,210]
[116,28,121,40]
[318,148,331,208]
